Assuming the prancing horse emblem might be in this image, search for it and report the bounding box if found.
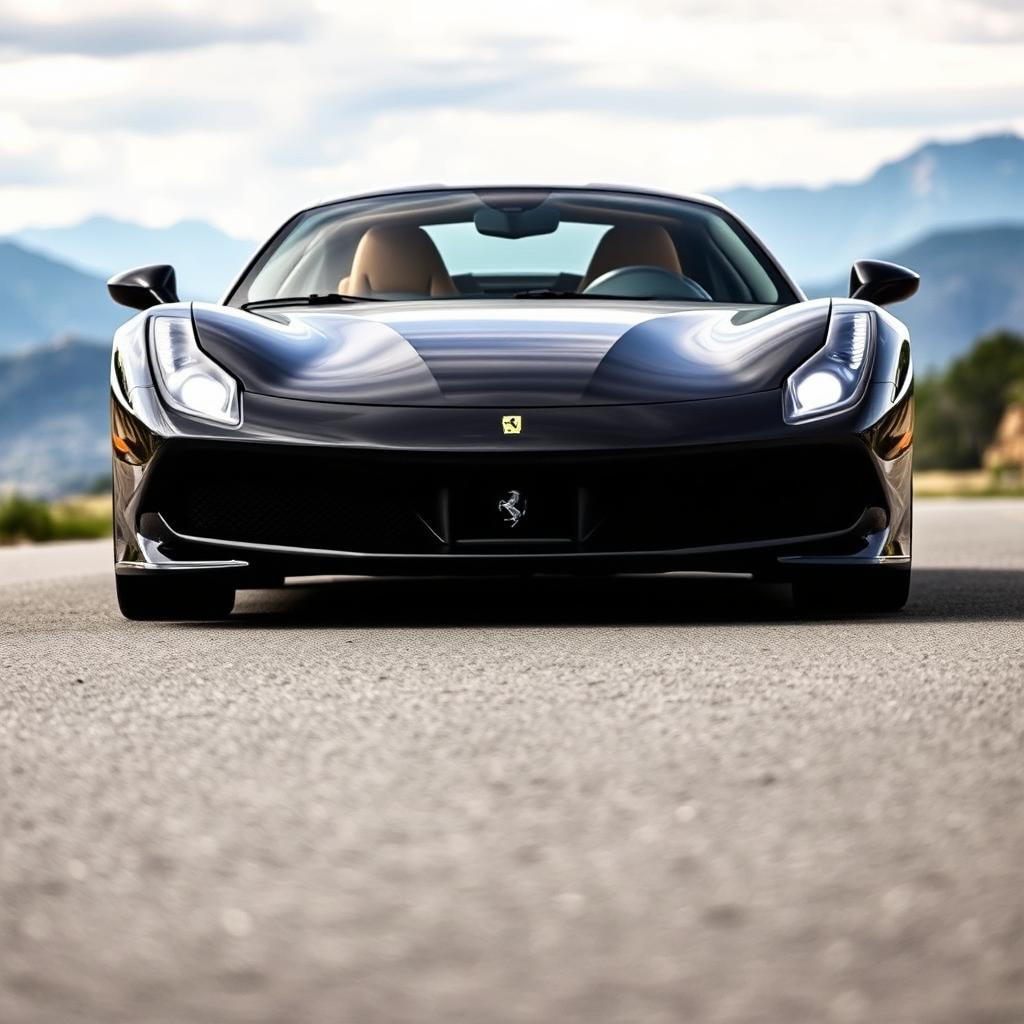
[501,415,522,434]
[498,490,526,528]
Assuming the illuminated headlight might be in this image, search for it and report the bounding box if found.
[151,316,240,426]
[784,311,873,423]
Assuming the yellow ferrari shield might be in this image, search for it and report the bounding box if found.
[501,415,523,435]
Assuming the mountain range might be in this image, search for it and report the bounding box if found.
[0,338,110,497]
[4,219,1021,495]
[720,132,1024,283]
[1,131,1022,494]
[6,133,1023,300]
[0,242,129,354]
[806,225,1024,369]
[11,216,257,302]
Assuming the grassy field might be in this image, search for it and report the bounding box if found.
[2,474,1022,546]
[914,469,1024,498]
[0,493,111,544]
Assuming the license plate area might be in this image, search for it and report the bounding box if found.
[450,479,577,549]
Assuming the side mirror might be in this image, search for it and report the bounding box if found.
[849,259,919,307]
[107,264,179,311]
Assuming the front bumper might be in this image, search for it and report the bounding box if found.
[112,382,913,581]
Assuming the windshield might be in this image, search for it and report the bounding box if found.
[229,189,796,307]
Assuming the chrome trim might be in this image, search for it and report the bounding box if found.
[116,519,249,573]
[777,554,910,566]
[115,559,249,573]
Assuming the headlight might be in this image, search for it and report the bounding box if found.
[783,311,873,423]
[151,316,240,426]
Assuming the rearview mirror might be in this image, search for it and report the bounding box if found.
[107,264,179,310]
[848,259,919,307]
[474,205,559,239]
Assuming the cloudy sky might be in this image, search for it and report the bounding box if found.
[0,0,1021,239]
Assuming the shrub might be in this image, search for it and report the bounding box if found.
[0,494,56,543]
[51,498,111,540]
[0,493,110,543]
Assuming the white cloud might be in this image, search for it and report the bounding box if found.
[0,0,1021,237]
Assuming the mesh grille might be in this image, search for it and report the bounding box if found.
[153,449,440,554]
[146,443,881,555]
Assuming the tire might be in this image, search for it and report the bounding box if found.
[791,565,911,614]
[116,574,235,621]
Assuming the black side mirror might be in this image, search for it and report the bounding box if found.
[107,265,179,311]
[849,259,919,307]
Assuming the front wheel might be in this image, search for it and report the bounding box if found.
[116,574,235,621]
[791,566,911,614]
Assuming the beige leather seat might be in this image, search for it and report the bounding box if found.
[339,225,457,298]
[580,224,683,290]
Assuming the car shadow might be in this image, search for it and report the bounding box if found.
[207,567,1024,629]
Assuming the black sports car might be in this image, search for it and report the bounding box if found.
[107,186,918,620]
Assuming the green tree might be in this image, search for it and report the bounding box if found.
[915,330,1024,469]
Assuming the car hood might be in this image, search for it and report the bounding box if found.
[192,299,831,408]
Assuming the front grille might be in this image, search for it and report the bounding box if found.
[586,446,879,550]
[152,448,443,553]
[147,443,882,556]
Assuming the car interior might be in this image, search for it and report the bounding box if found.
[234,190,788,306]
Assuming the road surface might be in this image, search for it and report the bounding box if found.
[2,500,1023,1023]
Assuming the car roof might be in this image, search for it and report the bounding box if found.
[300,184,733,217]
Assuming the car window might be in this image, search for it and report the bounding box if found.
[424,221,610,275]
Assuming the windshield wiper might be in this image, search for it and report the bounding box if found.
[513,288,669,300]
[242,293,384,310]
[513,288,582,299]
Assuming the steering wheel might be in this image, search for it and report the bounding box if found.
[582,265,712,301]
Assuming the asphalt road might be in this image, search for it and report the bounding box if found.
[2,499,1023,1024]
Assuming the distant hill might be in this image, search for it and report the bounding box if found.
[806,225,1024,371]
[720,133,1024,285]
[0,242,127,354]
[0,338,110,497]
[2,229,1021,496]
[11,215,258,301]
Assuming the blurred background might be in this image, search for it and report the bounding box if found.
[1,0,1022,540]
